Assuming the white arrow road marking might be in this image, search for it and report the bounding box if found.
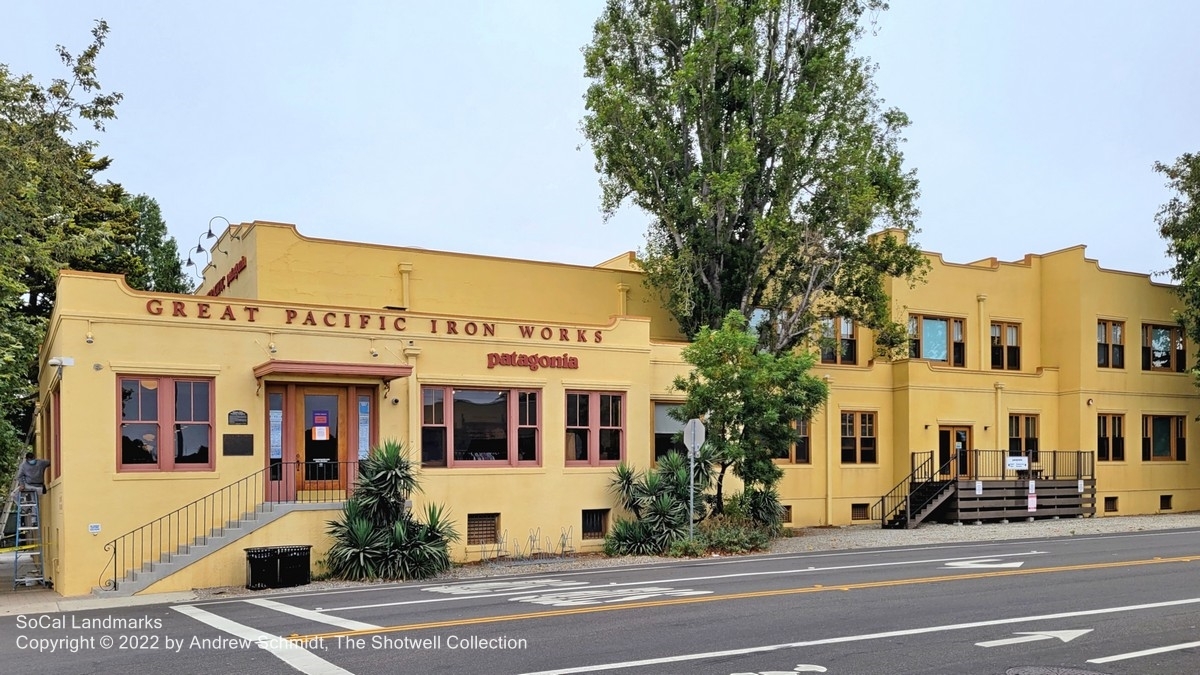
[730,667,826,675]
[1088,639,1200,664]
[943,558,1025,569]
[976,629,1092,647]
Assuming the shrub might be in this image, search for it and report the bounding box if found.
[326,440,459,581]
[698,515,771,555]
[666,537,707,558]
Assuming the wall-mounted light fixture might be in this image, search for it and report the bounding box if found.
[1087,398,1094,406]
[984,425,990,431]
[924,424,930,429]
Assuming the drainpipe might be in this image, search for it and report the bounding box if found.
[824,375,834,525]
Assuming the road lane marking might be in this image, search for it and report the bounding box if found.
[243,598,380,631]
[508,586,711,606]
[1087,639,1200,664]
[943,559,1024,569]
[172,604,351,675]
[319,550,1044,612]
[518,598,1200,674]
[289,554,1200,642]
[975,629,1092,647]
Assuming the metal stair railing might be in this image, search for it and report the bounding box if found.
[871,452,934,528]
[99,460,354,591]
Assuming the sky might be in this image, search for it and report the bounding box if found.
[3,1,1198,283]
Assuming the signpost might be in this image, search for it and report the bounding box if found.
[683,418,706,541]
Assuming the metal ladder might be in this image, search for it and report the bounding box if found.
[11,489,45,589]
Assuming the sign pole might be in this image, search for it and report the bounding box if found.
[683,418,706,542]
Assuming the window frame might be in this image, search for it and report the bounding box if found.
[419,385,542,468]
[1141,324,1186,373]
[653,401,687,463]
[908,314,966,367]
[1097,320,1125,369]
[1007,413,1040,463]
[1142,415,1186,462]
[773,418,812,464]
[117,375,215,473]
[990,321,1021,371]
[820,317,858,366]
[840,411,877,464]
[1097,413,1125,462]
[565,391,626,467]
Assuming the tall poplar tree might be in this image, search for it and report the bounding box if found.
[583,0,926,355]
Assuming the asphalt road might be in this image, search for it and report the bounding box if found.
[4,527,1200,674]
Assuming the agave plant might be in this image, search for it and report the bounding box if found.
[326,441,459,581]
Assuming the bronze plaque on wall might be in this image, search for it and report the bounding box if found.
[223,433,254,456]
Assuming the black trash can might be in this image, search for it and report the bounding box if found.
[276,545,312,588]
[245,547,279,590]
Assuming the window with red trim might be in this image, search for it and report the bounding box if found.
[420,386,541,467]
[565,391,624,466]
[119,377,214,471]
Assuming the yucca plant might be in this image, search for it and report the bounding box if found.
[326,440,459,581]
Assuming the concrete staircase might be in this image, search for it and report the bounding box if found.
[97,501,340,597]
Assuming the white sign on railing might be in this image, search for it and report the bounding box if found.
[1006,456,1029,471]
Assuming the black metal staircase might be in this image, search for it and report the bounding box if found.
[872,453,957,529]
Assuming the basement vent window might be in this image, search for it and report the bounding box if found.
[467,513,499,545]
[782,505,793,524]
[1104,496,1118,513]
[851,503,869,521]
[1160,495,1173,511]
[582,509,608,540]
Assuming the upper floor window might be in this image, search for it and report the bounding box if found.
[119,377,213,472]
[1097,320,1125,368]
[771,418,811,464]
[1008,414,1039,462]
[1142,415,1186,462]
[990,322,1021,370]
[653,402,687,462]
[1142,324,1185,372]
[820,318,857,366]
[909,315,965,367]
[566,391,625,466]
[840,412,877,464]
[1097,413,1124,462]
[420,387,540,467]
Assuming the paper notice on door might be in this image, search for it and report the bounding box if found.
[312,426,329,441]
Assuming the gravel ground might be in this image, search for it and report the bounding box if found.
[193,512,1200,601]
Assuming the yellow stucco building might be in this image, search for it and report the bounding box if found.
[30,222,1200,597]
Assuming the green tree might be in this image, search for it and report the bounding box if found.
[123,194,192,294]
[0,21,184,474]
[1156,151,1200,381]
[583,0,926,355]
[672,310,827,513]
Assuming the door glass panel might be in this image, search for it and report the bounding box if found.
[304,394,340,481]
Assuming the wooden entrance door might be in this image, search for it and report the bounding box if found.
[296,386,348,493]
[938,426,972,478]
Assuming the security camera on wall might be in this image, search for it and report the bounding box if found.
[391,398,400,405]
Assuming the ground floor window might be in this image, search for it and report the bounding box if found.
[421,387,540,467]
[773,418,811,463]
[566,391,624,466]
[1008,414,1039,462]
[1097,413,1124,461]
[582,509,609,540]
[119,376,214,471]
[1142,415,1186,461]
[653,402,687,462]
[840,412,876,464]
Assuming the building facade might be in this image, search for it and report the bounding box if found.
[31,222,1200,597]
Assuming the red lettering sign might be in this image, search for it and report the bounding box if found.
[486,352,580,371]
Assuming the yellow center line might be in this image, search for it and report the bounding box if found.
[289,554,1200,641]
